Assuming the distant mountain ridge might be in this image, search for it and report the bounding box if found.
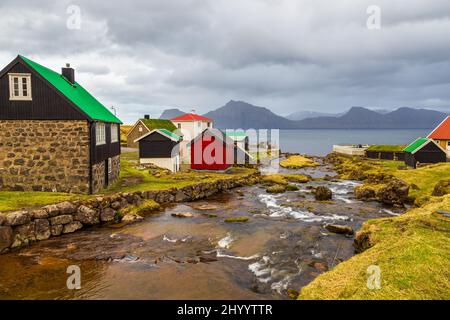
[159,108,184,119]
[159,100,448,129]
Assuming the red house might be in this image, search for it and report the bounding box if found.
[188,128,250,171]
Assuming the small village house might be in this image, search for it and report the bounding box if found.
[188,128,251,171]
[427,116,450,158]
[403,137,447,168]
[134,129,181,172]
[0,55,122,194]
[171,112,213,163]
[126,116,176,148]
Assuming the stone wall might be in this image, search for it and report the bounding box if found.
[91,155,121,194]
[0,120,90,193]
[0,172,260,253]
[91,161,106,194]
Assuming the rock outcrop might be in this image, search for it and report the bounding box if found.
[325,224,354,235]
[376,179,410,206]
[432,179,450,197]
[354,186,376,201]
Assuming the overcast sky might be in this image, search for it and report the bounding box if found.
[1,0,450,123]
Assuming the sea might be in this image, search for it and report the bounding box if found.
[277,129,429,156]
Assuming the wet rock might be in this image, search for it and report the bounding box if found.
[35,219,51,240]
[0,215,5,226]
[75,205,99,225]
[308,261,328,271]
[12,222,36,248]
[51,225,63,236]
[121,214,144,223]
[63,221,83,234]
[432,179,450,197]
[376,179,410,206]
[0,226,13,252]
[315,186,332,201]
[5,211,31,226]
[43,204,60,217]
[355,186,376,201]
[325,224,354,235]
[199,256,218,263]
[195,204,219,210]
[32,209,49,219]
[172,212,194,218]
[266,185,286,194]
[49,214,73,225]
[56,201,77,214]
[101,208,116,222]
[287,289,299,300]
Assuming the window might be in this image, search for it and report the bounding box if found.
[9,73,32,101]
[138,125,143,132]
[96,122,106,145]
[436,140,440,144]
[177,123,181,129]
[111,124,119,143]
[207,122,211,128]
[447,141,450,147]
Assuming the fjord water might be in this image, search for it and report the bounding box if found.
[0,160,403,300]
[279,129,429,155]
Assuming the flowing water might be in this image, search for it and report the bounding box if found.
[0,160,403,300]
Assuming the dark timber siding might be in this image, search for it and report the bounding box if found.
[139,132,179,158]
[90,122,121,165]
[404,142,447,168]
[0,61,88,120]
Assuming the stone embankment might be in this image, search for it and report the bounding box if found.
[0,173,260,253]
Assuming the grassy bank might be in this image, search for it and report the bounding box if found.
[299,195,450,300]
[0,151,255,212]
[298,154,450,300]
[280,155,319,169]
[333,154,450,204]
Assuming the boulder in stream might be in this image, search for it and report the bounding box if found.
[315,186,332,201]
[266,185,286,194]
[172,212,194,218]
[376,179,410,206]
[325,224,354,235]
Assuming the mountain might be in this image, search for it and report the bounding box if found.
[295,107,447,129]
[286,111,342,121]
[159,108,184,119]
[204,100,298,129]
[203,101,448,129]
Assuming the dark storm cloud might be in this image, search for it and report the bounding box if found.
[0,0,449,123]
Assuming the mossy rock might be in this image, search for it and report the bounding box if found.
[266,185,287,194]
[286,184,299,191]
[119,199,160,218]
[432,179,450,197]
[225,216,249,223]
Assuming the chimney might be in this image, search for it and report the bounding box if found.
[144,115,150,119]
[62,63,75,84]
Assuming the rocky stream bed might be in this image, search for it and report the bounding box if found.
[0,158,404,299]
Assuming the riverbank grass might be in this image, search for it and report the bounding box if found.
[299,195,450,300]
[0,192,87,212]
[280,155,319,169]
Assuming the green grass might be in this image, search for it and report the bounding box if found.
[280,155,319,169]
[367,145,405,152]
[0,192,87,212]
[0,151,255,212]
[107,152,255,193]
[299,195,450,300]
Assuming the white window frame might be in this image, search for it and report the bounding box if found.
[111,123,119,143]
[9,73,32,101]
[96,122,106,145]
[138,125,143,132]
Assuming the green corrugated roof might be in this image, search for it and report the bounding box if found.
[159,128,181,141]
[403,138,429,153]
[141,119,176,132]
[20,55,122,124]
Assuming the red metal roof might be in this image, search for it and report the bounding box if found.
[171,113,212,122]
[428,116,450,139]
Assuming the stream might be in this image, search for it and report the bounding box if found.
[0,158,403,300]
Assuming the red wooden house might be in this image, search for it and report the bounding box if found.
[188,128,250,171]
